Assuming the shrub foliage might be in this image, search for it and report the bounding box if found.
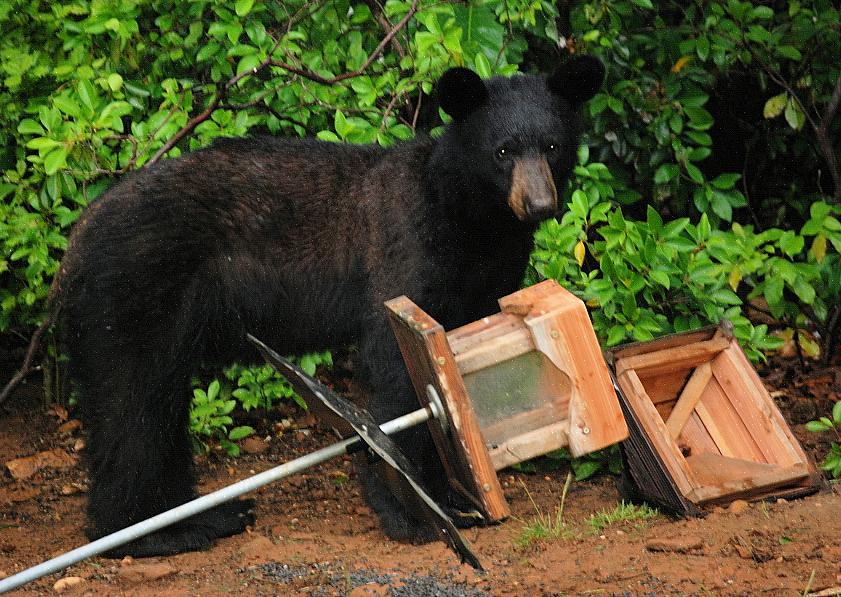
[1,1,839,440]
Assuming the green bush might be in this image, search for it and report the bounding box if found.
[2,1,839,452]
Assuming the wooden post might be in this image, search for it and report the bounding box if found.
[385,297,510,522]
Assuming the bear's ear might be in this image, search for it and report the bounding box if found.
[547,55,605,106]
[437,67,489,120]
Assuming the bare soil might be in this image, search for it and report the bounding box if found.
[1,357,839,596]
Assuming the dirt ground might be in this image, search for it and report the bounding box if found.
[1,356,839,596]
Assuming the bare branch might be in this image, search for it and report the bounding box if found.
[816,71,841,200]
[269,0,418,85]
[145,0,418,167]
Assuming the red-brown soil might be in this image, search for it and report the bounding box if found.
[1,357,839,596]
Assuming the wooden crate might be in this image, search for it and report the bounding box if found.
[386,280,628,522]
[609,323,822,513]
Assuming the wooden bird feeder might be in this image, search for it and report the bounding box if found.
[386,280,629,522]
[609,323,822,514]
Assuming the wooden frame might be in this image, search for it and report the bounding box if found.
[386,280,628,522]
[609,324,822,512]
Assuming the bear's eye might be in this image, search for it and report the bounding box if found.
[495,146,509,160]
[546,143,557,153]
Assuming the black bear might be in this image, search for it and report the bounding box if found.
[52,56,604,556]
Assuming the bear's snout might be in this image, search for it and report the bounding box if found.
[507,156,558,223]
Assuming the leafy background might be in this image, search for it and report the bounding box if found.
[1,0,839,455]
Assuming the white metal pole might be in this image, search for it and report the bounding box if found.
[0,403,437,594]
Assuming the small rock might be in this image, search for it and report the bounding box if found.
[117,562,176,584]
[53,576,84,593]
[776,498,787,505]
[645,536,704,553]
[120,556,134,567]
[72,439,85,452]
[728,500,750,514]
[241,437,268,455]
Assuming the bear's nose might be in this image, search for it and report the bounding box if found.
[507,156,558,223]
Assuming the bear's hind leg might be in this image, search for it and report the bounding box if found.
[77,345,253,557]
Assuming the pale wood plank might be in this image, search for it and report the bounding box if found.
[686,458,810,504]
[638,368,694,405]
[447,312,523,355]
[712,346,805,467]
[617,370,698,494]
[497,279,563,315]
[451,327,534,375]
[677,411,722,458]
[665,363,712,439]
[488,421,569,470]
[695,376,767,462]
[614,336,730,378]
[525,287,628,456]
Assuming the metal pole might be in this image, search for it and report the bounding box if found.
[0,403,438,594]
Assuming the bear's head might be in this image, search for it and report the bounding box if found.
[433,56,604,226]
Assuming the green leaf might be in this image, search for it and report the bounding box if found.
[17,119,45,135]
[778,231,804,257]
[630,0,654,9]
[711,191,732,220]
[473,53,492,79]
[711,288,742,305]
[107,73,123,92]
[685,162,704,184]
[650,270,670,288]
[43,146,69,175]
[784,98,805,130]
[236,53,261,76]
[805,420,832,433]
[570,190,589,218]
[228,425,255,440]
[53,95,82,118]
[235,0,254,16]
[654,164,678,184]
[833,401,841,425]
[684,107,714,130]
[207,379,220,402]
[711,173,741,189]
[776,46,802,61]
[763,93,787,119]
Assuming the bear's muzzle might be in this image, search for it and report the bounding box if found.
[507,156,558,223]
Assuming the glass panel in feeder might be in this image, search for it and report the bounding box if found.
[462,350,572,449]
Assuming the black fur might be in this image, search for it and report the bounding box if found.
[54,57,604,556]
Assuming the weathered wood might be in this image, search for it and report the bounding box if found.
[524,285,628,457]
[711,347,803,466]
[488,421,569,470]
[665,363,712,440]
[447,312,524,356]
[695,376,767,462]
[614,336,730,378]
[686,455,810,504]
[611,325,821,513]
[385,296,510,521]
[616,370,698,495]
[676,411,721,458]
[497,279,562,315]
[609,326,717,362]
[480,399,570,451]
[638,368,694,406]
[451,326,535,375]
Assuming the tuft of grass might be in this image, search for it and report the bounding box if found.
[586,501,659,533]
[515,471,574,549]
